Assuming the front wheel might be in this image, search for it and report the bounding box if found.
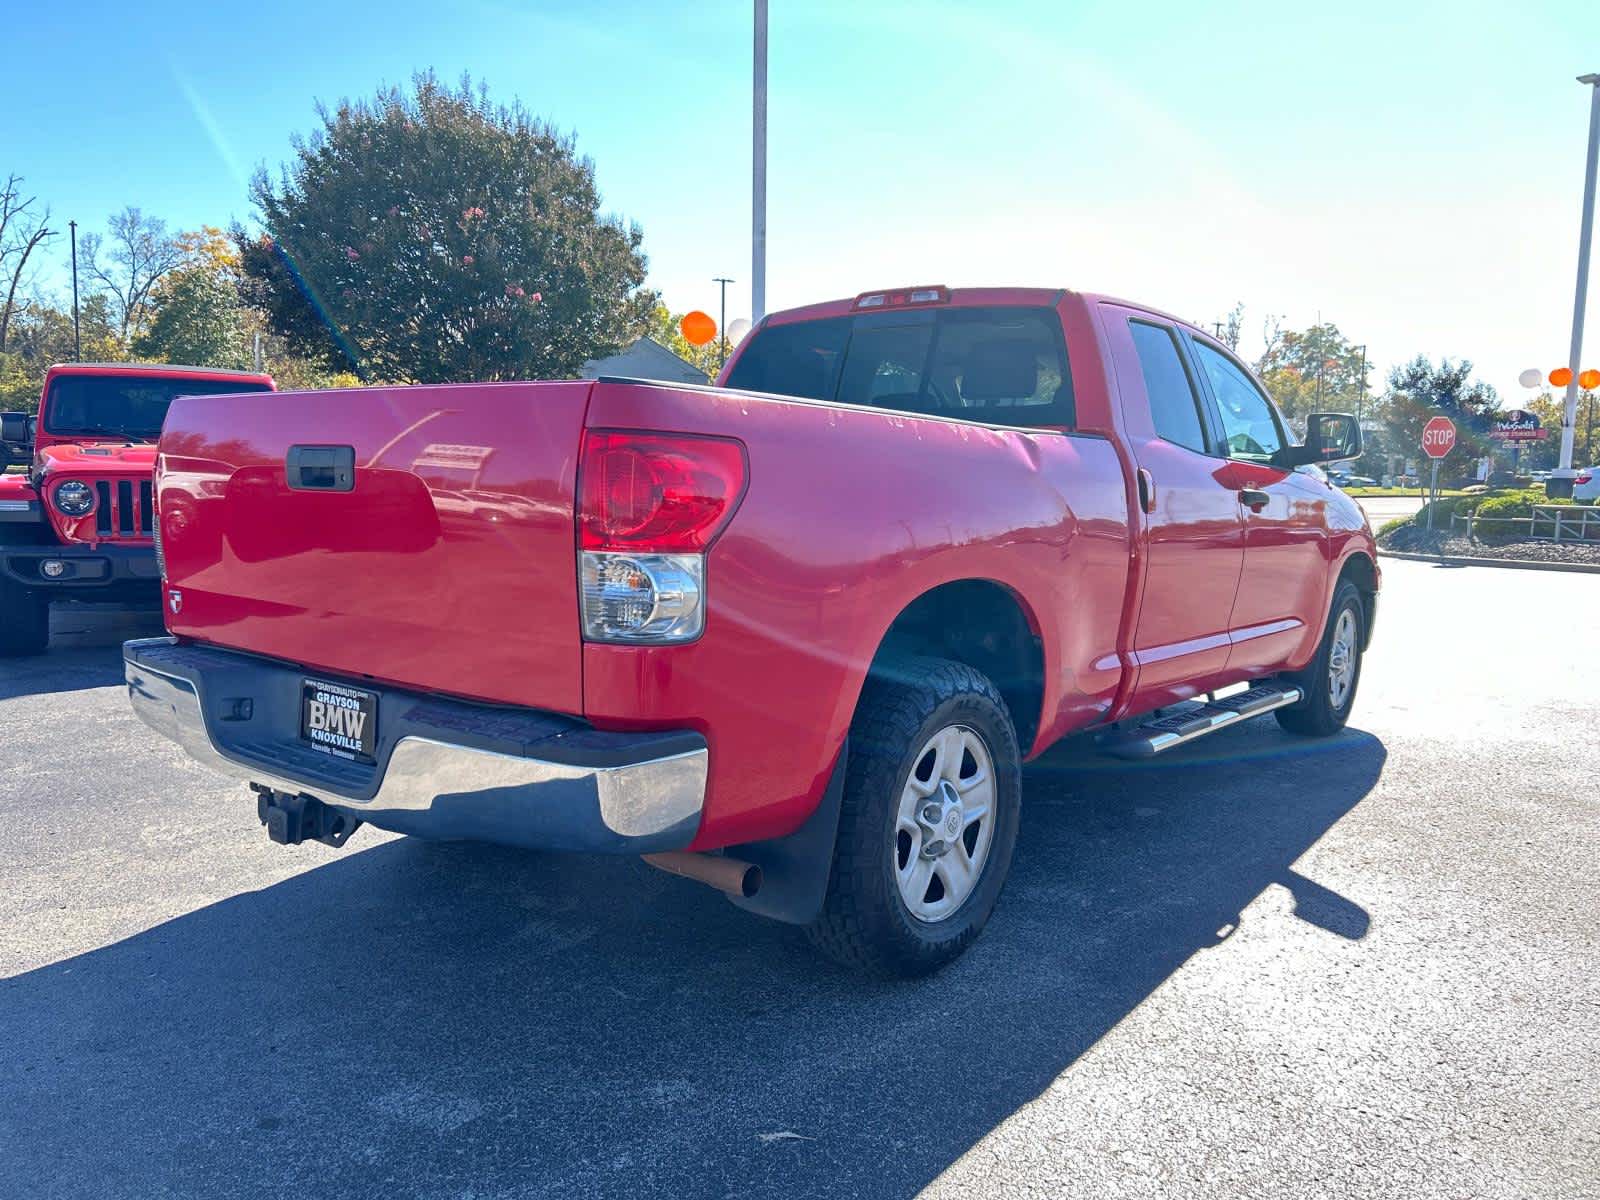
[807,657,1022,978]
[1275,580,1363,737]
[0,574,49,656]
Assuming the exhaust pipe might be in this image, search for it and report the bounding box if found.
[643,851,763,899]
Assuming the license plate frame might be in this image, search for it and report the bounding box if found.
[299,678,379,763]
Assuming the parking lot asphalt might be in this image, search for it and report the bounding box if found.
[2,562,1597,1200]
[1352,494,1426,527]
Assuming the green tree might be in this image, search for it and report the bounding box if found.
[240,73,654,383]
[1381,356,1500,480]
[0,294,125,411]
[1523,389,1599,470]
[1256,321,1369,429]
[134,261,250,369]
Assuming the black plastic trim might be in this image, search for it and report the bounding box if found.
[727,740,848,925]
[2,542,158,588]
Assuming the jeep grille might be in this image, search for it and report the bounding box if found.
[93,480,154,540]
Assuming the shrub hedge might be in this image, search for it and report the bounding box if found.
[1386,488,1582,540]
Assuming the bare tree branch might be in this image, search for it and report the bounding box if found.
[80,208,184,341]
[0,175,58,353]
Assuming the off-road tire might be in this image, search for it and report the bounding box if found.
[0,573,49,656]
[807,657,1021,978]
[1275,579,1363,737]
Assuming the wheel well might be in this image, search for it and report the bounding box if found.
[1338,553,1378,648]
[868,580,1044,749]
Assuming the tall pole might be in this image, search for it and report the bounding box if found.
[1355,344,1367,424]
[69,220,80,361]
[713,276,734,369]
[752,0,767,324]
[1556,73,1600,491]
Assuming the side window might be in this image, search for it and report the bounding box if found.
[1128,321,1208,453]
[1191,342,1284,463]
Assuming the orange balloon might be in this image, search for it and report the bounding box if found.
[1580,369,1600,390]
[1549,367,1573,387]
[680,310,717,347]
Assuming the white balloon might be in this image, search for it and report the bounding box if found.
[1518,368,1544,388]
[727,318,752,344]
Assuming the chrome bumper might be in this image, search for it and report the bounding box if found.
[124,638,706,853]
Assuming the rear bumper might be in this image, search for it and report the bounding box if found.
[123,637,707,853]
[3,541,160,591]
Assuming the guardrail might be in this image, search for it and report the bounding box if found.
[1453,503,1600,543]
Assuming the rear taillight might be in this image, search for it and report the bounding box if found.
[1576,472,1593,485]
[576,431,748,644]
[579,431,747,552]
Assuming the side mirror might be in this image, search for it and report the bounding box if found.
[0,412,29,443]
[1277,412,1362,468]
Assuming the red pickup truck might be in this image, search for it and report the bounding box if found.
[0,362,274,655]
[125,286,1376,976]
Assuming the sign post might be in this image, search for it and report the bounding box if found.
[1421,416,1457,530]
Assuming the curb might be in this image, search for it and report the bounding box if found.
[1377,548,1600,575]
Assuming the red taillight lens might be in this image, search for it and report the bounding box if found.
[578,431,748,552]
[1576,473,1593,485]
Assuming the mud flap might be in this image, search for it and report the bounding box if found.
[726,741,847,925]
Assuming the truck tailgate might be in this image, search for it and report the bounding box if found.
[157,381,592,713]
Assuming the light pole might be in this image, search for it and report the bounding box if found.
[69,219,80,361]
[713,276,734,369]
[1554,73,1600,496]
[752,0,767,324]
[1354,344,1367,424]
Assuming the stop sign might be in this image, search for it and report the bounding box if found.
[1421,416,1457,459]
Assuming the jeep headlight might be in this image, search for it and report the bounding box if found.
[53,480,96,516]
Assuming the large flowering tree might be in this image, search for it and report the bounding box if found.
[238,74,654,383]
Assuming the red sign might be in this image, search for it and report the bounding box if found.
[1421,416,1457,459]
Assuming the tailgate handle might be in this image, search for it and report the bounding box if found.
[285,445,355,492]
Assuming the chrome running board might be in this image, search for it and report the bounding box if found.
[1098,683,1303,759]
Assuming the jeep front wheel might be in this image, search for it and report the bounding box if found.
[807,657,1021,978]
[0,574,49,656]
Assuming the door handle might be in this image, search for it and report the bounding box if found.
[1238,487,1270,511]
[286,445,355,492]
[1136,467,1156,514]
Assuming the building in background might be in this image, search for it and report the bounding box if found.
[581,337,708,385]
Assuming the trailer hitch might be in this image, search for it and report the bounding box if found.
[252,784,363,848]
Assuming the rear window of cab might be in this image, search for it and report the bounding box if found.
[726,306,1074,428]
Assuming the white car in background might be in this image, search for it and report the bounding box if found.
[1574,468,1599,503]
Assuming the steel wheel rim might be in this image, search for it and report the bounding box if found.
[893,725,996,924]
[1327,608,1358,709]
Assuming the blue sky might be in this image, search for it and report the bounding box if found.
[6,0,1599,397]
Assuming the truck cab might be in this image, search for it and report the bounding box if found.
[0,362,274,655]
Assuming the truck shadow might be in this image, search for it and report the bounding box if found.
[0,607,162,699]
[1,725,1384,1199]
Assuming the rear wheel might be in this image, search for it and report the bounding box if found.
[807,657,1021,978]
[1275,580,1363,737]
[0,573,49,656]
